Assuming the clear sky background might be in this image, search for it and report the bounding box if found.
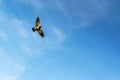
[0,0,120,80]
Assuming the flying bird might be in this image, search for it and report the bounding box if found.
[32,17,45,37]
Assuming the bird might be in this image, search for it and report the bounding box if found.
[32,17,45,37]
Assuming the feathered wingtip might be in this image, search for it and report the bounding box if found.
[40,32,45,38]
[36,17,40,23]
[32,27,36,32]
[40,30,45,38]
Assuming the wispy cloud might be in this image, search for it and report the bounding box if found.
[54,0,71,20]
[0,9,28,80]
[0,49,25,80]
[0,31,8,42]
[11,18,29,38]
[22,45,31,54]
[0,11,30,39]
[19,27,29,38]
[0,0,2,6]
[0,66,25,80]
[13,0,44,10]
[40,26,67,50]
[21,44,44,57]
[52,26,66,43]
[54,0,112,28]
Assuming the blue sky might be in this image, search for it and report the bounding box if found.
[0,0,120,80]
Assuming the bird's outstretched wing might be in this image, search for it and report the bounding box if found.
[35,17,40,27]
[37,29,45,37]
